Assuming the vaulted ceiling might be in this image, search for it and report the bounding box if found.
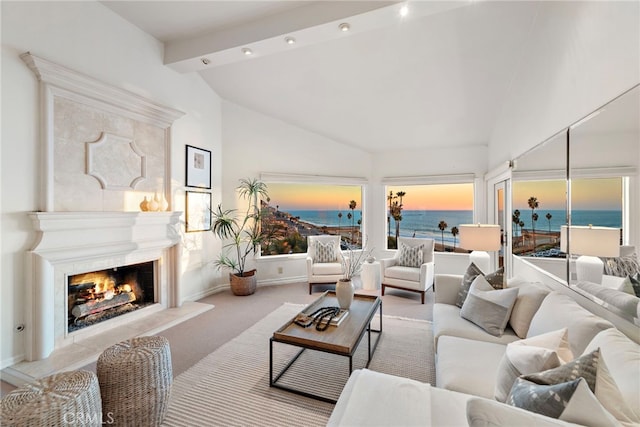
[103,1,545,154]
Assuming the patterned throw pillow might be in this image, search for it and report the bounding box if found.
[507,377,618,426]
[509,348,635,425]
[629,273,640,298]
[313,241,337,263]
[485,266,505,289]
[397,243,424,268]
[455,262,484,308]
[601,254,640,278]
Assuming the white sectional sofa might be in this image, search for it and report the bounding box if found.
[328,272,640,426]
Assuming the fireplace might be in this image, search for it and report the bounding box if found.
[67,261,156,333]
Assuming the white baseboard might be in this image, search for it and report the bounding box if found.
[1,354,25,372]
[258,276,306,287]
[182,283,229,302]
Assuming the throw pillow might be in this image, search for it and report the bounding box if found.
[466,397,582,427]
[397,242,424,268]
[628,273,640,298]
[460,275,519,337]
[507,377,619,426]
[507,282,550,338]
[602,254,640,278]
[485,266,505,289]
[313,241,337,263]
[521,348,635,426]
[494,328,573,402]
[455,262,484,308]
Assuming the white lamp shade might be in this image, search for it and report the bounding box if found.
[560,225,620,257]
[458,224,501,251]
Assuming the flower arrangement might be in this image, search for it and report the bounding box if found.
[340,242,374,281]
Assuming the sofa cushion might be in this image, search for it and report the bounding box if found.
[507,377,619,426]
[327,369,431,426]
[584,328,640,424]
[385,265,420,282]
[311,262,342,275]
[433,304,519,351]
[506,278,550,338]
[601,253,640,277]
[527,291,614,355]
[467,397,584,427]
[460,276,519,337]
[436,336,506,399]
[494,328,573,402]
[397,242,423,268]
[455,262,484,307]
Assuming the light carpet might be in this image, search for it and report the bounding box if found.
[163,303,435,427]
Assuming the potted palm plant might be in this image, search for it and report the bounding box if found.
[211,178,269,296]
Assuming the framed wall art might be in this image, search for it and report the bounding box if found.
[185,191,212,232]
[185,145,211,189]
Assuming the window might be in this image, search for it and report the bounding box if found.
[260,180,364,256]
[384,183,474,251]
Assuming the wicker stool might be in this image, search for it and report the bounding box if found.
[0,370,102,426]
[97,336,172,426]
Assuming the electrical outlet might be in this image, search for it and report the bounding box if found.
[277,266,283,274]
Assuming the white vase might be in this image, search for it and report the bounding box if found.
[336,279,354,309]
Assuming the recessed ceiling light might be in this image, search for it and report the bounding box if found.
[339,22,350,32]
[201,58,211,65]
[242,48,253,56]
[399,4,409,17]
[284,36,296,45]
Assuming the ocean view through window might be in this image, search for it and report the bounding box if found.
[385,183,474,251]
[512,177,623,257]
[260,182,363,255]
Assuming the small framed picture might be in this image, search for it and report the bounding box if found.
[186,191,212,232]
[185,145,211,189]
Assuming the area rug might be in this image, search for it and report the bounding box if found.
[162,303,435,427]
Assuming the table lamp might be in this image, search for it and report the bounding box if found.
[458,224,501,274]
[560,225,620,284]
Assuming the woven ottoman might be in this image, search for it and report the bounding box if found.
[97,336,172,426]
[0,370,102,426]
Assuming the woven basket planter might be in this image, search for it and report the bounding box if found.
[230,269,257,296]
[0,370,102,426]
[97,336,172,425]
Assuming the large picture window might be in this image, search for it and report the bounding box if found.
[385,183,474,251]
[260,181,363,255]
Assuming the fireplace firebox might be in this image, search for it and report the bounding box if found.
[67,261,156,333]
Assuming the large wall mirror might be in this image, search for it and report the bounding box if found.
[510,84,639,324]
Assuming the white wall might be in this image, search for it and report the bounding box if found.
[1,1,222,367]
[489,1,640,168]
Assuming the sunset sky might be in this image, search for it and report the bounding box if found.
[266,183,362,210]
[387,184,474,210]
[265,178,621,212]
[513,178,622,211]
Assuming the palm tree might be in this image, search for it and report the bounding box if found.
[438,220,448,251]
[349,200,357,244]
[347,212,353,244]
[528,196,539,251]
[545,212,553,233]
[451,226,459,250]
[387,191,395,238]
[337,212,342,238]
[519,220,525,247]
[512,210,521,243]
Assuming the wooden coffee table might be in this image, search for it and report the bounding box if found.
[269,291,382,403]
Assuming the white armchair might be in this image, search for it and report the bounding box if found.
[380,237,435,304]
[306,235,345,294]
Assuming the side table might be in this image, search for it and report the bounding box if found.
[361,261,381,290]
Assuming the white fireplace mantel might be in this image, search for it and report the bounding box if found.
[26,211,182,361]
